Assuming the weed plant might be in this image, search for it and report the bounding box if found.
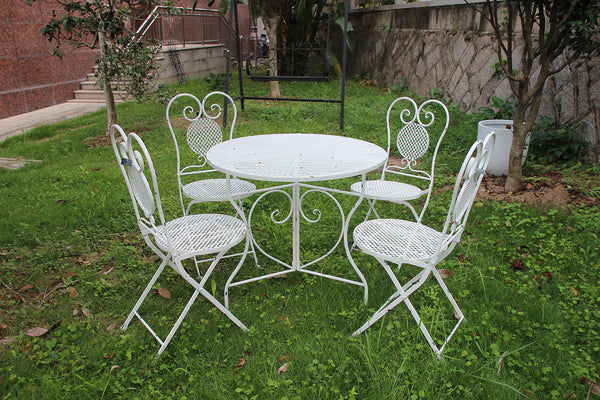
[0,75,599,399]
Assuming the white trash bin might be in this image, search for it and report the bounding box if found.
[477,119,529,176]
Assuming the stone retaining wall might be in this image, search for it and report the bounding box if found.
[340,0,599,161]
[157,44,227,85]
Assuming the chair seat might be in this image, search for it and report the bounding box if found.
[354,219,448,264]
[154,213,246,256]
[350,180,424,202]
[182,178,256,202]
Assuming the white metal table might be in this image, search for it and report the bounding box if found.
[206,133,388,305]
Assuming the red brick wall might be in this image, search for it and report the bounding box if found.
[0,0,250,119]
[0,0,99,119]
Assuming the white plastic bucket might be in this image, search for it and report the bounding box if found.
[477,119,529,176]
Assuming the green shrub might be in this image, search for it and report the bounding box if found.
[203,72,229,91]
[478,95,516,120]
[529,116,588,164]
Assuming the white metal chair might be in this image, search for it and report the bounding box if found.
[166,91,257,216]
[111,124,250,358]
[166,91,259,267]
[349,133,495,359]
[350,97,450,222]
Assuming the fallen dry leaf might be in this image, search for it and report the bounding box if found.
[437,269,453,279]
[571,286,578,296]
[107,324,117,332]
[234,358,246,370]
[18,284,33,293]
[278,362,290,374]
[277,355,291,363]
[454,309,462,320]
[110,365,119,373]
[157,288,171,299]
[0,337,15,346]
[25,327,48,337]
[72,309,79,316]
[68,286,77,298]
[81,308,91,317]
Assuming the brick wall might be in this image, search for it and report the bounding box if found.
[0,0,98,119]
[0,0,249,120]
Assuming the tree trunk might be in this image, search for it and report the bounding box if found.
[98,31,118,134]
[103,83,118,135]
[505,121,527,193]
[264,16,281,98]
[505,106,536,193]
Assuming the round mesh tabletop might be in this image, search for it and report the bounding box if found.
[206,134,388,182]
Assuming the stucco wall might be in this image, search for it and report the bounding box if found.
[340,0,599,160]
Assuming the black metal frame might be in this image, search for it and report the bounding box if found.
[224,0,349,130]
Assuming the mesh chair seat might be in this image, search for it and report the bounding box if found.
[350,180,425,202]
[182,178,257,202]
[354,219,447,264]
[154,213,247,256]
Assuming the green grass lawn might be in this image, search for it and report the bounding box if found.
[0,75,599,399]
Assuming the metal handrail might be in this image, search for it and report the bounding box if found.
[132,6,230,48]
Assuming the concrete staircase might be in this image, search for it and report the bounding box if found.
[69,70,129,103]
[68,45,227,104]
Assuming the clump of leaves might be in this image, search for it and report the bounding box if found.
[478,95,517,120]
[529,116,588,164]
[387,77,409,96]
[203,72,229,91]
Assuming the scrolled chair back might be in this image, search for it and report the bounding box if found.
[166,91,237,167]
[441,132,496,252]
[110,124,171,246]
[386,97,450,173]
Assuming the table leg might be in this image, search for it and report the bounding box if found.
[292,182,301,270]
[343,173,369,305]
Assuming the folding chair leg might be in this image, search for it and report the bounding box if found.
[351,260,463,358]
[156,289,201,358]
[121,258,168,331]
[351,289,408,336]
[403,296,443,359]
[180,247,249,332]
[201,288,248,331]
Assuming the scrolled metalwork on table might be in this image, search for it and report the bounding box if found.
[247,184,345,270]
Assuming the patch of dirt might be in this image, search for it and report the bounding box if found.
[384,156,598,209]
[86,134,113,147]
[477,174,598,209]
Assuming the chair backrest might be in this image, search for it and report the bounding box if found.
[166,91,238,178]
[384,97,450,184]
[437,133,495,257]
[110,124,173,249]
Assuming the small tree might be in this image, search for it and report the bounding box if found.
[242,0,286,97]
[28,0,171,133]
[468,0,600,192]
